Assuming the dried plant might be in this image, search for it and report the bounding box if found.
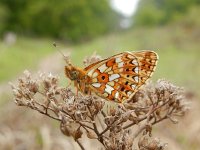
[10,54,189,150]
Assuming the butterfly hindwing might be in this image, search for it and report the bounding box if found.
[84,51,158,103]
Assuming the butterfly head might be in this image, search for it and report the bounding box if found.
[65,65,79,80]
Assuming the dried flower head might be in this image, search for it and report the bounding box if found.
[10,55,189,150]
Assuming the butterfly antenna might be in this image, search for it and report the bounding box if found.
[53,42,71,66]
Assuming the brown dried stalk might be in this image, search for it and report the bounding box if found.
[10,55,189,150]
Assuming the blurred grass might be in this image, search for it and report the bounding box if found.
[0,38,55,82]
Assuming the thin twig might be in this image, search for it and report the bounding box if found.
[76,139,85,150]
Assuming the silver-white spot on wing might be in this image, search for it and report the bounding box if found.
[105,84,114,94]
[134,76,139,82]
[131,84,136,89]
[88,68,95,76]
[132,59,138,66]
[118,62,124,68]
[115,57,122,63]
[127,91,132,96]
[98,64,108,73]
[93,72,98,78]
[106,67,112,72]
[115,92,119,99]
[109,74,120,81]
[134,67,139,73]
[92,83,101,88]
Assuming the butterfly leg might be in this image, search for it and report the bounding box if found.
[76,87,78,96]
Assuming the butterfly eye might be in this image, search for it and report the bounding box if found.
[70,71,79,80]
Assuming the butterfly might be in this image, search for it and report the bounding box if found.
[64,51,158,103]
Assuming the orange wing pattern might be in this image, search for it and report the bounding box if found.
[84,51,158,103]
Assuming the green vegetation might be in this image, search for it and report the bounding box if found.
[134,0,200,26]
[0,38,55,82]
[0,0,119,42]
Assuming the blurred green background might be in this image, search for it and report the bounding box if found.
[0,0,200,149]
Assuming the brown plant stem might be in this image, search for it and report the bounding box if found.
[76,139,85,150]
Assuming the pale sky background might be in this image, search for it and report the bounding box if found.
[110,0,140,17]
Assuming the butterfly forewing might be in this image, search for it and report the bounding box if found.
[84,51,158,103]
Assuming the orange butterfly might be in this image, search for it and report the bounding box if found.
[65,51,158,103]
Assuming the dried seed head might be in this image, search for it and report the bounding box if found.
[138,135,167,150]
[73,128,83,141]
[10,67,189,150]
[83,52,102,67]
[60,122,71,136]
[109,107,117,116]
[86,131,97,139]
